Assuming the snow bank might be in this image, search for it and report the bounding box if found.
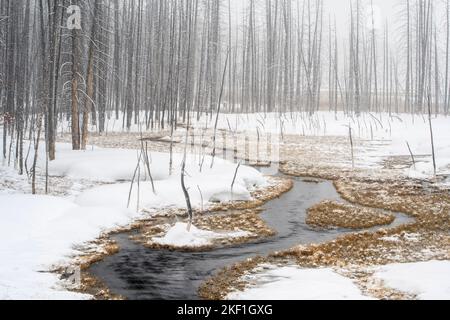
[76,175,256,211]
[2,135,260,184]
[74,152,266,210]
[2,137,266,201]
[227,265,373,300]
[0,194,139,299]
[373,261,450,300]
[1,137,141,182]
[152,222,250,248]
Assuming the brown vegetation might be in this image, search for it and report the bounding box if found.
[306,200,395,229]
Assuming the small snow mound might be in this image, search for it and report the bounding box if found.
[152,223,216,247]
[152,222,250,248]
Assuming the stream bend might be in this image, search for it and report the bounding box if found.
[89,175,413,300]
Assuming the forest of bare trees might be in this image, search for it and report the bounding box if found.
[1,0,449,180]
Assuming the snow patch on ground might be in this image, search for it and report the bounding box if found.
[0,163,32,195]
[0,194,140,299]
[372,260,450,300]
[73,151,266,210]
[152,222,251,248]
[76,177,254,211]
[227,265,373,300]
[380,233,421,243]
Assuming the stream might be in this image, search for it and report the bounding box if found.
[89,167,413,300]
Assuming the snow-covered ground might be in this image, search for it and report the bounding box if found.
[0,137,266,299]
[73,150,265,211]
[227,261,450,300]
[227,265,373,300]
[0,193,140,299]
[372,260,450,300]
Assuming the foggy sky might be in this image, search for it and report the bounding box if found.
[230,0,398,32]
[228,0,447,52]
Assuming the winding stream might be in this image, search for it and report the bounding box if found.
[89,168,413,300]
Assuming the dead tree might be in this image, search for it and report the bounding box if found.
[70,1,81,150]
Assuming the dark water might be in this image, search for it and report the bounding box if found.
[89,172,412,300]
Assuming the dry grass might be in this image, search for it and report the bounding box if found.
[56,235,124,300]
[334,178,450,229]
[209,177,294,211]
[75,272,125,300]
[306,200,395,229]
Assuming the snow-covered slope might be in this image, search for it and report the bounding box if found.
[0,194,140,299]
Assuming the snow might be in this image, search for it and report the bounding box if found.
[0,164,31,195]
[380,236,402,242]
[227,265,373,300]
[64,147,266,211]
[0,194,140,299]
[380,233,421,243]
[152,222,251,247]
[373,261,450,300]
[75,171,258,211]
[227,260,450,301]
[47,148,264,186]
